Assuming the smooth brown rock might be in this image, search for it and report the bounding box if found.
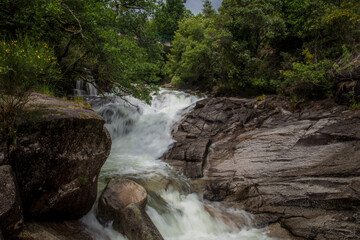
[10,93,111,220]
[96,178,147,231]
[12,221,93,240]
[164,96,360,239]
[0,165,23,238]
[120,203,164,240]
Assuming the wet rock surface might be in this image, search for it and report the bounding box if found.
[9,93,112,220]
[164,96,360,239]
[0,165,23,238]
[97,178,148,228]
[97,178,164,240]
[120,203,164,240]
[12,221,93,240]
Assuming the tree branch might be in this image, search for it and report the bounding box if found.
[57,0,84,38]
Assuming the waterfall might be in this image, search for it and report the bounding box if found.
[82,89,278,240]
[86,82,98,96]
[74,79,98,96]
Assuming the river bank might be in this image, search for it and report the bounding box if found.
[164,95,360,239]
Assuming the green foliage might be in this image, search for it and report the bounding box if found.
[166,7,281,93]
[324,0,360,51]
[0,35,62,142]
[152,0,190,36]
[281,60,334,99]
[0,35,62,95]
[1,0,359,102]
[0,0,167,144]
[165,16,227,90]
[0,0,163,102]
[165,0,360,99]
[220,0,286,55]
[283,0,329,38]
[202,0,216,17]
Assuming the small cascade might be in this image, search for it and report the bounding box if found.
[86,82,98,96]
[82,89,278,240]
[97,101,140,139]
[74,78,98,96]
[74,79,87,96]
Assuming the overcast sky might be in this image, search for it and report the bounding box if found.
[185,0,223,15]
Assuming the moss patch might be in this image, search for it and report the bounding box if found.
[80,113,89,118]
[78,177,88,185]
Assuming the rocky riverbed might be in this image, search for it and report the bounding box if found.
[164,96,360,239]
[2,91,360,240]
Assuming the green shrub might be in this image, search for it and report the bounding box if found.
[281,60,334,99]
[0,35,62,96]
[0,35,62,140]
[171,75,184,87]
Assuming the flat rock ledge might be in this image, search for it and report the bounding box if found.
[164,96,360,239]
[96,178,164,240]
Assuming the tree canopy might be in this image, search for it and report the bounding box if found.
[1,0,360,104]
[165,0,360,100]
[0,0,164,102]
[152,0,190,36]
[202,0,216,18]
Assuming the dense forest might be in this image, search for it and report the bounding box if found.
[1,0,360,106]
[167,0,360,101]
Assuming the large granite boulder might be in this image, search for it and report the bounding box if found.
[9,93,111,220]
[164,96,360,239]
[0,165,23,238]
[97,178,163,240]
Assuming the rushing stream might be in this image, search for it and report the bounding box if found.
[81,89,278,240]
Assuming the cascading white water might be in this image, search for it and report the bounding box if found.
[74,79,98,96]
[86,82,98,96]
[82,89,278,240]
